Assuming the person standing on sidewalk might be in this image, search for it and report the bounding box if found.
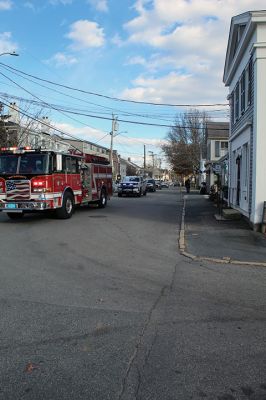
[185,178,191,193]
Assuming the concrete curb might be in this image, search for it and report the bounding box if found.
[178,194,266,267]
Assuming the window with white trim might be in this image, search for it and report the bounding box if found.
[247,59,252,106]
[215,141,220,157]
[240,71,245,114]
[234,82,240,121]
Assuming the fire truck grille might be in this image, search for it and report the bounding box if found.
[6,179,31,201]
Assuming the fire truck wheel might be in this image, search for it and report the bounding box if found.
[98,189,107,208]
[56,192,74,219]
[7,212,24,220]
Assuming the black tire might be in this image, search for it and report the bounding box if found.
[56,192,74,219]
[143,190,147,196]
[118,193,122,197]
[7,212,24,220]
[98,189,107,208]
[137,189,142,197]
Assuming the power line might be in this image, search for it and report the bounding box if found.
[0,64,229,124]
[0,62,229,108]
[0,70,107,134]
[0,97,108,147]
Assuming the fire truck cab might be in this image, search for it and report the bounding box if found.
[0,146,113,219]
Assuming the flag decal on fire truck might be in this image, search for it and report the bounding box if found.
[6,180,30,200]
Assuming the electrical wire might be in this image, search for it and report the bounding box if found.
[0,70,109,134]
[0,62,229,107]
[0,64,229,123]
[0,97,108,149]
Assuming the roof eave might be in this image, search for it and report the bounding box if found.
[223,16,253,85]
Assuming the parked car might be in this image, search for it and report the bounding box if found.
[146,179,156,192]
[118,176,147,197]
[160,181,169,188]
[155,180,162,190]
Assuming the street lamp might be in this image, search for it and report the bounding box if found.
[0,51,19,57]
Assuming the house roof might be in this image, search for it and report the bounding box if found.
[223,10,266,85]
[206,122,229,139]
[62,137,109,151]
[120,157,142,169]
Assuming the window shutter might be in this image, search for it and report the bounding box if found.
[215,141,220,158]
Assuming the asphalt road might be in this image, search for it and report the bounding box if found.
[0,188,265,400]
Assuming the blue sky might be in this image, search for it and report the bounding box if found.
[0,0,265,166]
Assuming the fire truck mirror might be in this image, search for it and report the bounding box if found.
[56,154,62,171]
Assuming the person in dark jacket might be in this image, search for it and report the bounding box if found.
[185,178,191,193]
[200,181,207,194]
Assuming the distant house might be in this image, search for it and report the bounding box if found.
[223,10,266,230]
[125,158,142,176]
[204,121,229,191]
[62,138,109,159]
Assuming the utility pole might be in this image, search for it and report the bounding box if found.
[144,145,146,174]
[110,114,118,169]
[148,151,155,178]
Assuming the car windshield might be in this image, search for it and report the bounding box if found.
[0,155,18,174]
[0,153,48,175]
[124,177,140,182]
[147,180,154,183]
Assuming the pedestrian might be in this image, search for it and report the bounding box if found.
[200,181,207,194]
[185,178,191,193]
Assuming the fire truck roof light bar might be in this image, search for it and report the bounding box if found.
[0,146,42,153]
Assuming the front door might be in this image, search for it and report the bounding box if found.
[236,156,241,206]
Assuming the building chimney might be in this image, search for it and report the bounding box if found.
[40,116,50,134]
[8,102,20,124]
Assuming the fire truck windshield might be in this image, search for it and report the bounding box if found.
[0,153,48,175]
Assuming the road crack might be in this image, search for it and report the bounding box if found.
[117,262,178,400]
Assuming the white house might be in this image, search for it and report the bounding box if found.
[204,121,229,191]
[223,10,266,230]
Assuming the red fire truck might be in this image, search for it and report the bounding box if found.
[0,146,113,219]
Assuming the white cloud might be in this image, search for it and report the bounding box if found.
[121,70,228,105]
[55,122,108,144]
[0,0,12,10]
[66,20,105,50]
[120,0,266,104]
[111,33,124,47]
[0,32,18,54]
[125,55,147,67]
[87,0,108,12]
[45,52,78,67]
[53,122,163,165]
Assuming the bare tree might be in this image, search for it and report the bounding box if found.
[0,102,45,147]
[162,109,209,177]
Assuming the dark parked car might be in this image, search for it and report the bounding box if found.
[155,180,162,190]
[146,179,156,192]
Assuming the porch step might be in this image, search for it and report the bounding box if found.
[222,208,242,220]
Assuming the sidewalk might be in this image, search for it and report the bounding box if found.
[181,191,266,266]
